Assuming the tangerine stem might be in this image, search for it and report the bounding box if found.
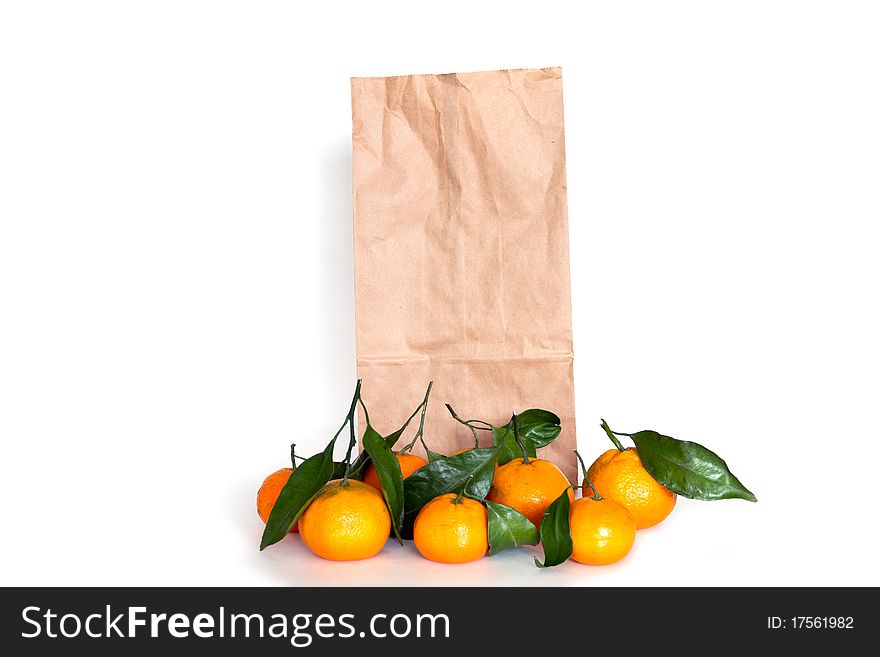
[386,392,429,454]
[445,403,492,447]
[600,419,626,451]
[574,450,601,500]
[340,379,363,485]
[512,413,531,464]
[453,475,473,504]
[400,381,433,454]
[332,379,362,443]
[444,404,493,430]
[357,397,371,427]
[289,443,297,469]
[415,381,433,453]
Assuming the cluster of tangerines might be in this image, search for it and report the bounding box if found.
[258,444,671,565]
[254,382,752,568]
[286,447,664,566]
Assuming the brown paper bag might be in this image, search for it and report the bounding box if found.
[351,67,576,483]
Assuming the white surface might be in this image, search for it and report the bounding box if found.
[1,1,879,587]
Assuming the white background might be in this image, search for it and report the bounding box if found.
[2,1,878,587]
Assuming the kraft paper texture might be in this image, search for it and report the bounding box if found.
[351,67,576,482]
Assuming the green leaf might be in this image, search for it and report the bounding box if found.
[345,419,414,480]
[491,409,559,466]
[486,501,539,556]
[629,430,757,502]
[260,438,337,550]
[534,488,572,568]
[382,422,411,449]
[511,409,561,448]
[426,448,446,463]
[492,425,536,466]
[363,425,405,543]
[402,446,500,538]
